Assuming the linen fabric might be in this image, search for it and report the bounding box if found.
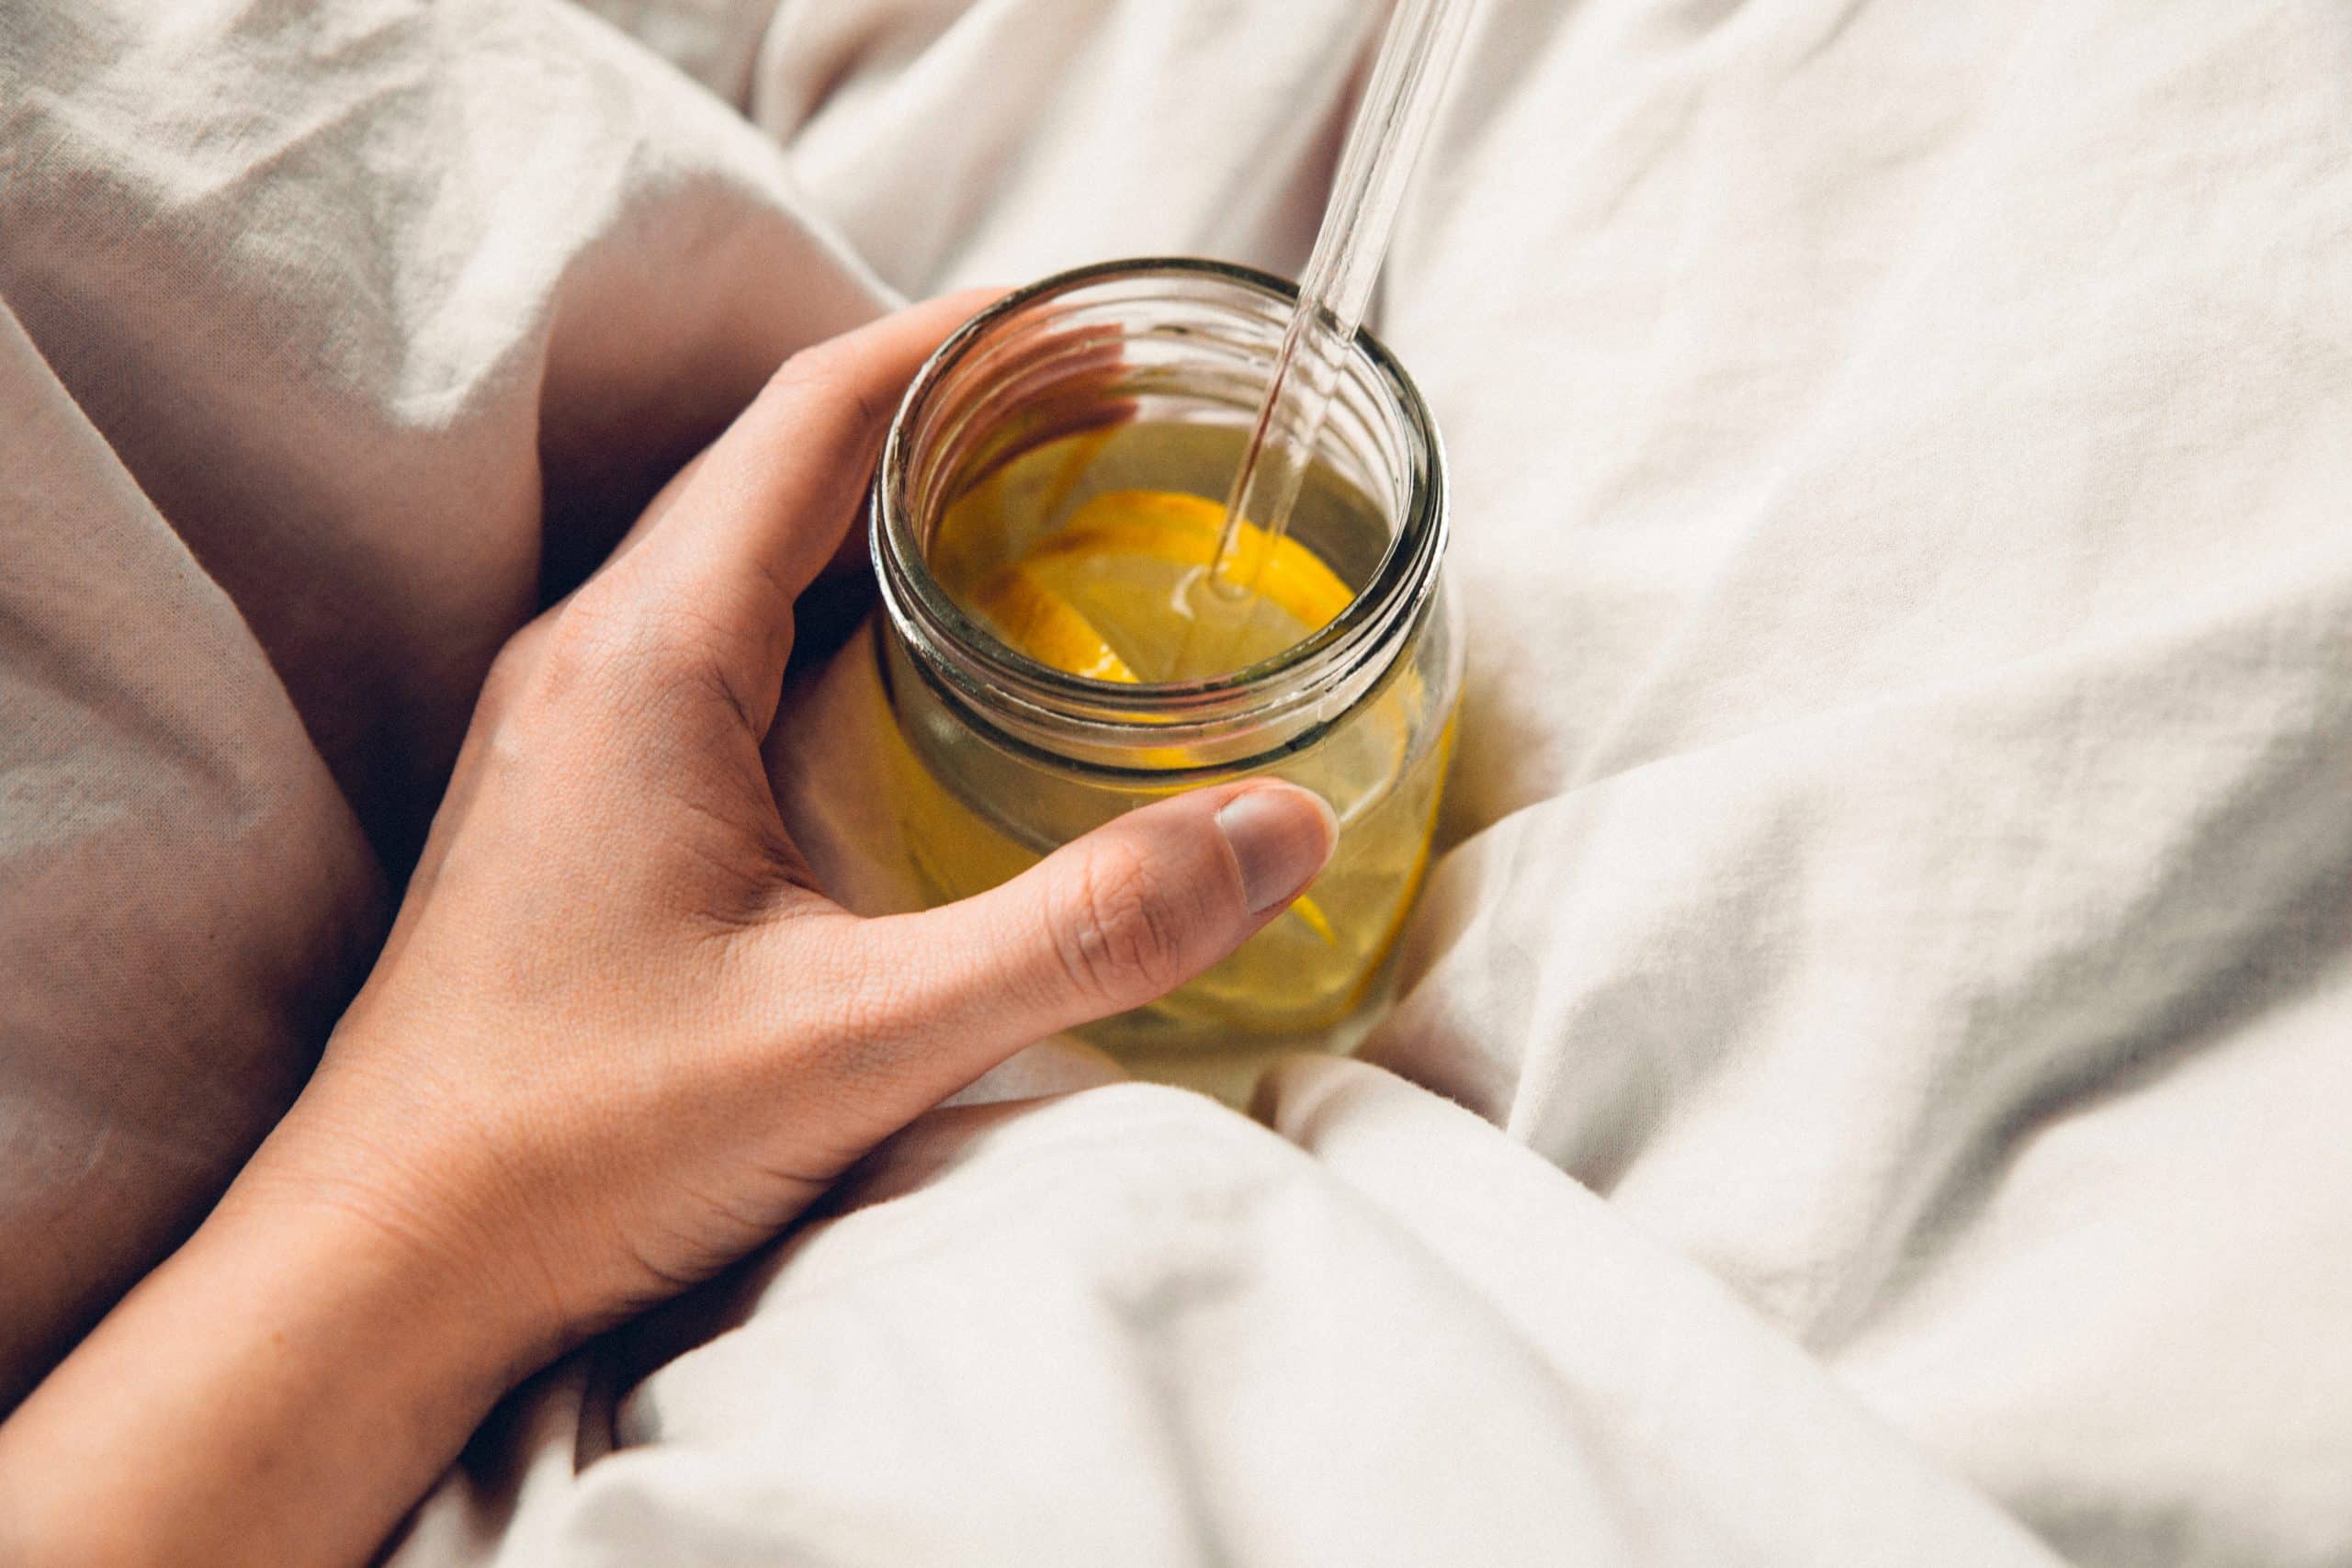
[4,2,2348,1562]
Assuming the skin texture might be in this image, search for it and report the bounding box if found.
[0,293,1339,1568]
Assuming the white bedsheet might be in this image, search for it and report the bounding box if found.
[5,1,2349,1563]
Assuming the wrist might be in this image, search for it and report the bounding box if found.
[204,1179,553,1409]
[213,1094,575,1397]
[0,1159,541,1567]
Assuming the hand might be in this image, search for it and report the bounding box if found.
[0,292,1336,1567]
[246,288,1337,1348]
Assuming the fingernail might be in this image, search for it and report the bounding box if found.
[1216,784,1339,914]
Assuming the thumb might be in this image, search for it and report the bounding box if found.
[858,780,1338,1075]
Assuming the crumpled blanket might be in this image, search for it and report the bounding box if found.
[4,2,2348,1563]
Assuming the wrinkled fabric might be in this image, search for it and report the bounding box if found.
[0,0,884,1404]
[4,0,2349,1564]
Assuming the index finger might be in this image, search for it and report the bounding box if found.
[611,288,1000,724]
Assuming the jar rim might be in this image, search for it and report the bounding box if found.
[872,256,1446,751]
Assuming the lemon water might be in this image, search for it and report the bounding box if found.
[876,421,1455,1050]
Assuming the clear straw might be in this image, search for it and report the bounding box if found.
[1202,0,1478,610]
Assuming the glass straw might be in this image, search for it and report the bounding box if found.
[1201,0,1479,615]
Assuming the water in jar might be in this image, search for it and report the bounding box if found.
[877,417,1456,1050]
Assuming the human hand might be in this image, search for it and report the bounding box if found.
[0,293,1337,1568]
[235,290,1339,1354]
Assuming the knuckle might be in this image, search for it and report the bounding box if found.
[476,624,543,715]
[766,343,890,437]
[537,589,652,694]
[469,610,628,759]
[539,584,734,713]
[1050,841,1189,1008]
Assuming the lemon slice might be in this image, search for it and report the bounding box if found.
[1033,490,1356,632]
[1289,893,1338,945]
[930,430,1115,602]
[970,564,1137,683]
[971,488,1358,686]
[962,489,1351,949]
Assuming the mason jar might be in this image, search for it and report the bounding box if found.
[867,257,1459,1066]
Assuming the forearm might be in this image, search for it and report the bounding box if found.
[0,1180,538,1568]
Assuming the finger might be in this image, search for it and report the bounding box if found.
[813,322,1130,584]
[659,288,997,599]
[604,449,710,570]
[605,288,1001,727]
[834,780,1339,1090]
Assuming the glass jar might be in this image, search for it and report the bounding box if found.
[869,257,1460,1068]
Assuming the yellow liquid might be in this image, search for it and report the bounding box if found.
[879,422,1455,1053]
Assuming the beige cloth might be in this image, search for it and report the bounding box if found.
[6,1,2351,1562]
[0,0,883,1401]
